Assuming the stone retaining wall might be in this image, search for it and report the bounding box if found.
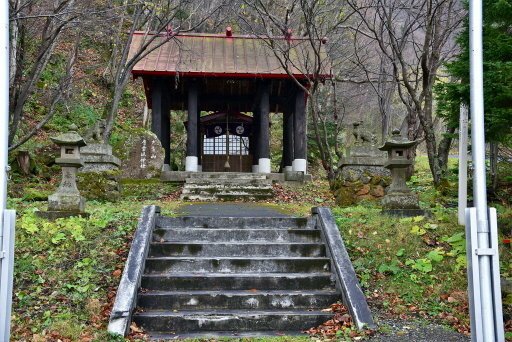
[332,165,390,207]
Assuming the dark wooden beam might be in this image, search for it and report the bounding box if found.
[293,87,307,172]
[186,81,199,171]
[257,82,271,173]
[283,107,294,170]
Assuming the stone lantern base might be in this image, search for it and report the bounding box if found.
[36,210,90,220]
[382,192,425,217]
[48,192,86,212]
[36,193,89,220]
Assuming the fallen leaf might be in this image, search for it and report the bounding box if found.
[130,322,144,333]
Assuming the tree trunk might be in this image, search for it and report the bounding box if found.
[490,141,499,194]
[16,150,31,175]
[103,76,129,141]
[404,108,419,179]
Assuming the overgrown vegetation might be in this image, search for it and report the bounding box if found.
[7,156,512,340]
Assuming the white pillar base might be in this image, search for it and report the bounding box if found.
[292,159,307,173]
[258,158,271,174]
[252,165,259,173]
[162,164,171,172]
[284,165,293,172]
[185,156,198,172]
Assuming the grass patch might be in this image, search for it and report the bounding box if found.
[7,155,512,340]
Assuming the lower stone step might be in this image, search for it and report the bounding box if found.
[140,272,335,291]
[152,228,322,243]
[149,330,307,339]
[144,257,331,273]
[183,179,272,186]
[137,290,339,310]
[148,242,326,257]
[181,194,273,201]
[184,183,272,191]
[156,216,311,229]
[132,310,334,332]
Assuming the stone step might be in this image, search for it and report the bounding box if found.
[156,216,311,229]
[148,242,326,257]
[144,257,331,274]
[182,184,273,191]
[181,188,273,196]
[149,331,306,339]
[132,310,334,332]
[137,290,338,310]
[140,272,335,291]
[181,188,273,195]
[188,173,268,180]
[185,178,272,185]
[181,193,274,201]
[152,228,321,243]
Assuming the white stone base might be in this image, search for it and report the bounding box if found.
[292,158,307,173]
[162,164,171,172]
[252,165,259,173]
[258,158,271,174]
[284,165,293,172]
[185,156,198,172]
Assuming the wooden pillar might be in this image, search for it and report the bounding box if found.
[293,87,307,173]
[151,78,171,170]
[252,109,260,172]
[257,82,271,173]
[197,109,202,172]
[151,78,162,141]
[186,81,198,172]
[283,107,294,172]
[161,84,171,170]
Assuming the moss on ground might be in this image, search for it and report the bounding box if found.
[6,155,512,340]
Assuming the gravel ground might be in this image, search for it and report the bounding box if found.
[366,314,470,341]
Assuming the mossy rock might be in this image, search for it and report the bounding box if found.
[23,188,52,201]
[77,170,121,201]
[334,187,357,207]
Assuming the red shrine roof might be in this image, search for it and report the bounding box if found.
[129,29,332,79]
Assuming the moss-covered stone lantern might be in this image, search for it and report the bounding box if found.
[378,129,423,216]
[37,125,89,219]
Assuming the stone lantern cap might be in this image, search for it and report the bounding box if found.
[51,125,87,167]
[378,129,417,151]
[50,129,86,147]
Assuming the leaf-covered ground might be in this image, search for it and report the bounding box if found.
[6,157,512,341]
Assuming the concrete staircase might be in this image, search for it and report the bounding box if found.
[180,173,273,201]
[132,215,339,338]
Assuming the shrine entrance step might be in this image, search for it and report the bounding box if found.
[180,172,273,201]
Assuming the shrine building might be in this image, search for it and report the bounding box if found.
[128,27,331,175]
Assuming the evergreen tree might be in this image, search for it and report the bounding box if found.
[436,0,512,143]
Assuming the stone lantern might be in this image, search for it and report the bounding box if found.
[38,125,89,219]
[378,129,423,216]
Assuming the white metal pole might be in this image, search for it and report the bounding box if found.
[458,104,468,225]
[0,0,12,340]
[0,0,10,214]
[469,1,495,341]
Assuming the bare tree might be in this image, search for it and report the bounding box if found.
[347,0,464,186]
[100,0,227,140]
[9,33,80,151]
[238,0,349,180]
[8,0,79,147]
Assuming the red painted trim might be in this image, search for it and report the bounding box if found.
[131,30,315,42]
[132,70,331,80]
